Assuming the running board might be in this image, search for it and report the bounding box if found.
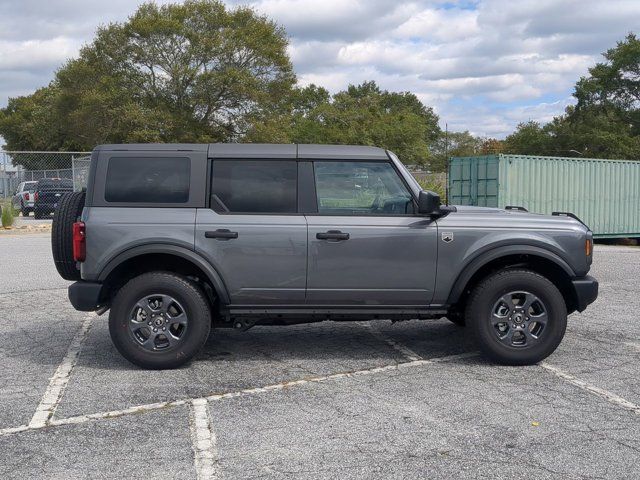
[223,305,448,321]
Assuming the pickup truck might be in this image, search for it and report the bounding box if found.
[11,181,38,216]
[33,178,73,219]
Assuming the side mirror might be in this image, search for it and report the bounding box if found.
[418,190,441,216]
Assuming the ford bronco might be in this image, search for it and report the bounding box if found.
[51,144,598,369]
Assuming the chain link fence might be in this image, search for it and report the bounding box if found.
[0,151,91,198]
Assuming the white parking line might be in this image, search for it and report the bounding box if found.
[0,351,478,437]
[360,322,423,361]
[189,399,220,480]
[623,342,640,353]
[540,362,640,415]
[28,314,94,428]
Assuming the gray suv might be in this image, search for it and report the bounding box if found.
[51,144,598,369]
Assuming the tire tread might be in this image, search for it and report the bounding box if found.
[51,191,85,281]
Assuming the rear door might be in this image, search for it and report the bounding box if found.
[305,160,438,305]
[195,157,307,305]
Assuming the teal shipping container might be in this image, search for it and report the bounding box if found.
[448,154,640,238]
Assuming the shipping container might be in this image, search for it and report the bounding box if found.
[448,154,640,238]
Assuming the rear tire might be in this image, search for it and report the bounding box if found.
[109,272,212,369]
[465,269,567,365]
[20,202,30,216]
[51,191,85,280]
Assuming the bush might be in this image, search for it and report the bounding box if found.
[416,175,447,202]
[1,202,15,228]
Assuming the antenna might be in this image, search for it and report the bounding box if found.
[445,123,449,205]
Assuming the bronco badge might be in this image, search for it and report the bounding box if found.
[441,232,454,243]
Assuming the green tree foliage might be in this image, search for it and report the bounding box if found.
[429,131,483,171]
[248,81,441,165]
[505,33,640,159]
[0,0,294,156]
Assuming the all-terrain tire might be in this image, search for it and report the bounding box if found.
[465,269,567,365]
[51,191,85,281]
[109,272,212,369]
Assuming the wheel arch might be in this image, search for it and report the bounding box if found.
[98,244,230,305]
[447,245,578,314]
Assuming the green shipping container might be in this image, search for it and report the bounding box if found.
[448,154,640,238]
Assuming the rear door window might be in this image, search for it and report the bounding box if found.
[105,157,190,203]
[211,160,297,214]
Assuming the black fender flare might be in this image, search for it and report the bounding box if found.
[446,244,575,305]
[98,244,230,304]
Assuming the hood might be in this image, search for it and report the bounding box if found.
[444,205,588,232]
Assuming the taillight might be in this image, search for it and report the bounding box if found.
[25,192,30,201]
[34,192,38,202]
[73,222,86,262]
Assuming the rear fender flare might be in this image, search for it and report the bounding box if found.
[98,244,230,305]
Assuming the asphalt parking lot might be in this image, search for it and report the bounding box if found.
[0,234,638,479]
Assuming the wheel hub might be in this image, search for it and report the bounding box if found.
[491,290,548,348]
[129,294,188,351]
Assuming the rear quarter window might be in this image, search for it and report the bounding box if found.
[105,157,190,203]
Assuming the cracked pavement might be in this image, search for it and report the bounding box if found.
[0,235,638,479]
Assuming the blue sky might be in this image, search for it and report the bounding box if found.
[1,0,639,138]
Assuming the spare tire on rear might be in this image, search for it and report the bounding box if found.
[52,191,86,281]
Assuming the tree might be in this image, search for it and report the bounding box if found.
[503,121,552,155]
[574,33,640,129]
[0,0,295,155]
[429,131,484,171]
[504,33,640,159]
[248,81,441,165]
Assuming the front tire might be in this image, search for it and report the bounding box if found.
[465,269,567,365]
[109,272,212,369]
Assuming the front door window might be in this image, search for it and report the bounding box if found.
[313,161,414,215]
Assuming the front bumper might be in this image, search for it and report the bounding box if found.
[572,275,598,312]
[69,281,104,311]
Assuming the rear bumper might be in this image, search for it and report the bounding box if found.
[68,281,104,311]
[572,275,598,312]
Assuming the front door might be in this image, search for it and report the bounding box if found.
[306,160,438,306]
[195,159,307,305]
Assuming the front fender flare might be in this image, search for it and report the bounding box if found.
[446,244,575,305]
[98,244,230,305]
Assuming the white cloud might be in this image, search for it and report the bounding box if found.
[0,38,80,71]
[1,0,639,139]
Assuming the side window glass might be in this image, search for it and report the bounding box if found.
[313,161,414,215]
[211,160,297,214]
[105,157,190,203]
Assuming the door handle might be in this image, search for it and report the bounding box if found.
[205,229,238,240]
[316,230,350,241]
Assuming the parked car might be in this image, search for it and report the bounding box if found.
[11,181,38,216]
[51,144,598,369]
[34,178,73,219]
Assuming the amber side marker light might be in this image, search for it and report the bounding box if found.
[585,238,592,257]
